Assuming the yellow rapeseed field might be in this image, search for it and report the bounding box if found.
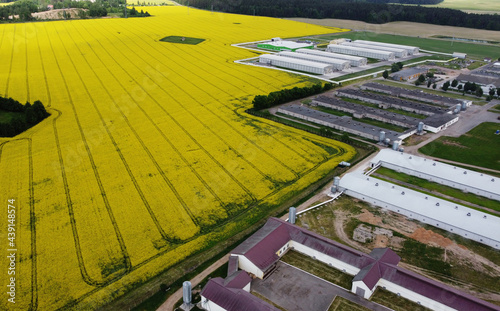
[0,6,353,310]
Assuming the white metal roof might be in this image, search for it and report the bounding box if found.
[279,51,350,66]
[261,40,312,49]
[296,49,366,62]
[370,149,500,197]
[343,42,407,55]
[259,54,333,70]
[339,172,500,243]
[354,40,419,53]
[327,45,394,57]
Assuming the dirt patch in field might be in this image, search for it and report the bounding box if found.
[357,209,383,226]
[441,140,469,148]
[409,227,456,248]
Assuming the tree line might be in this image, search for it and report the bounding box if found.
[0,0,150,22]
[252,83,333,110]
[0,96,49,137]
[178,0,500,31]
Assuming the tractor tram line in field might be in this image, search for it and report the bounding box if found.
[75,22,251,221]
[117,21,304,180]
[4,25,15,97]
[46,24,132,286]
[138,19,323,166]
[34,26,51,107]
[24,28,30,102]
[0,138,38,310]
[81,22,262,204]
[56,23,181,244]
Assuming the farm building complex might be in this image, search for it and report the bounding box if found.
[259,54,334,75]
[200,218,500,311]
[278,51,351,71]
[296,49,368,67]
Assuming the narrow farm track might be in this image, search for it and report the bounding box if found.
[0,7,354,310]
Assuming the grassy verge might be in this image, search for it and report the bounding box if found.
[374,167,500,213]
[419,122,500,171]
[328,296,371,311]
[281,250,353,289]
[371,288,432,311]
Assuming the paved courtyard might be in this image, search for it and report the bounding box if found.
[252,261,392,311]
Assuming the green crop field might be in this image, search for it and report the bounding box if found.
[419,122,500,170]
[320,32,500,59]
[159,35,205,45]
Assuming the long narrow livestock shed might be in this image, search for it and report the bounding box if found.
[259,54,334,75]
[278,51,350,71]
[342,42,408,58]
[296,49,367,67]
[326,44,395,61]
[354,40,419,55]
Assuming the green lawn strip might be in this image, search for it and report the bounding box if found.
[374,167,500,213]
[328,296,372,311]
[317,32,500,59]
[280,250,353,289]
[370,288,432,311]
[419,122,500,171]
[467,61,488,70]
[159,36,205,45]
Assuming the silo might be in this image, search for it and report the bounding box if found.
[289,207,297,224]
[183,281,192,306]
[331,176,341,193]
[454,103,461,114]
[417,122,424,134]
[461,101,467,111]
[392,141,399,151]
[379,131,386,142]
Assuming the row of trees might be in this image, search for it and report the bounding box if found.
[0,97,49,137]
[0,0,38,21]
[252,83,333,110]
[178,0,500,31]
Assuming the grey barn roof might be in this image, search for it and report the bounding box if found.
[277,105,403,141]
[361,82,465,107]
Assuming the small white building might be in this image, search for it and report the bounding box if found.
[453,52,467,59]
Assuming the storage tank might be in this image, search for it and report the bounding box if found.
[461,101,467,111]
[379,130,386,142]
[289,207,297,224]
[454,103,461,114]
[392,141,400,151]
[183,281,192,306]
[417,122,424,134]
[331,176,341,193]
